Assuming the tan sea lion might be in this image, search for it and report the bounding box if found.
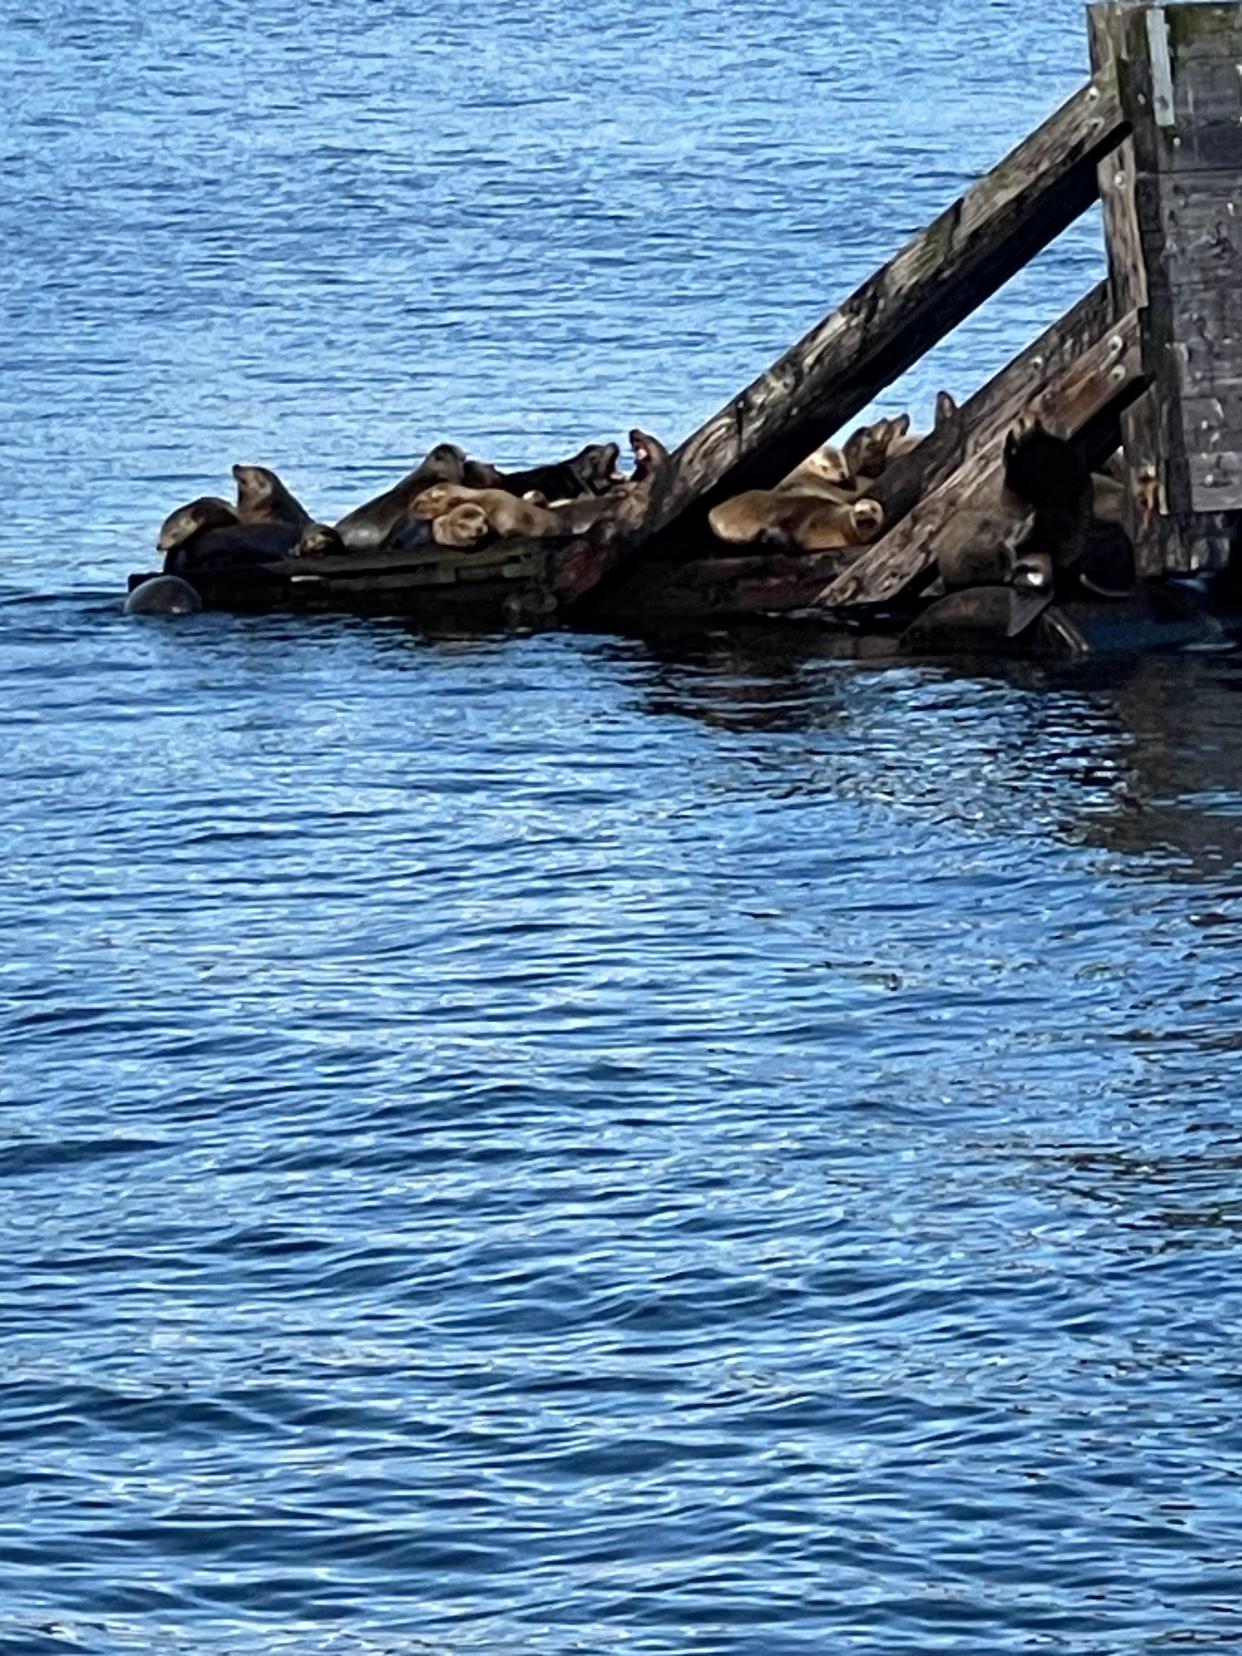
[841,414,912,483]
[410,484,564,539]
[777,443,856,497]
[335,443,483,551]
[156,496,239,553]
[710,490,883,550]
[233,464,313,528]
[432,503,492,549]
[768,497,885,553]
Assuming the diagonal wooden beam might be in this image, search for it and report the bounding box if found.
[865,282,1114,532]
[816,306,1145,610]
[638,71,1126,553]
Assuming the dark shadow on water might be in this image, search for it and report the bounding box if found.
[601,619,1242,886]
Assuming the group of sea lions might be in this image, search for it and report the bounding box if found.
[706,392,1138,644]
[128,396,1139,648]
[127,433,670,614]
[707,404,950,554]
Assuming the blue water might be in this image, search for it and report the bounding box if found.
[5,2,1242,1651]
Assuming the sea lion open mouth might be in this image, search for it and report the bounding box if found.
[629,429,661,483]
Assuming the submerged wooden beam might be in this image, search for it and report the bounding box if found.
[635,71,1126,553]
[817,306,1145,609]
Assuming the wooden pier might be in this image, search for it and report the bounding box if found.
[137,3,1242,643]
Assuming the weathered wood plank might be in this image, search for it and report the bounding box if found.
[1088,11,1149,313]
[1094,4,1242,174]
[633,70,1125,552]
[587,545,865,626]
[866,283,1115,530]
[1090,2,1242,569]
[816,308,1144,610]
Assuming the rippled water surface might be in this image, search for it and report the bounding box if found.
[5,2,1242,1651]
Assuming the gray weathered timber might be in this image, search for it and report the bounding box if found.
[1088,11,1149,314]
[816,308,1144,610]
[1090,1,1242,571]
[634,71,1125,553]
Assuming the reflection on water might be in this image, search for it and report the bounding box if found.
[4,0,1242,1650]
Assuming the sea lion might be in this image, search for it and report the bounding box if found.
[294,523,347,559]
[334,443,481,551]
[709,490,883,550]
[233,464,313,528]
[157,496,238,554]
[124,575,203,616]
[432,503,491,549]
[1003,415,1093,575]
[936,416,1094,594]
[777,444,857,499]
[491,441,625,501]
[410,484,565,539]
[842,414,913,484]
[765,497,885,553]
[547,430,672,535]
[165,521,300,576]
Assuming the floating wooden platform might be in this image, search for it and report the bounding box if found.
[131,3,1242,651]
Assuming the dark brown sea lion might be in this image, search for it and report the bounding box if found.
[936,416,1096,594]
[1002,416,1093,575]
[164,521,300,577]
[157,496,239,554]
[334,443,480,551]
[550,430,672,534]
[294,523,347,559]
[233,464,312,528]
[491,441,624,502]
[124,575,203,616]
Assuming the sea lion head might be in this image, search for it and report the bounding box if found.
[843,414,910,481]
[124,574,204,616]
[849,498,885,542]
[232,463,282,515]
[434,503,490,549]
[935,390,960,428]
[296,522,346,559]
[156,495,238,552]
[628,429,670,483]
[410,483,467,520]
[572,441,625,493]
[799,447,855,489]
[420,443,469,484]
